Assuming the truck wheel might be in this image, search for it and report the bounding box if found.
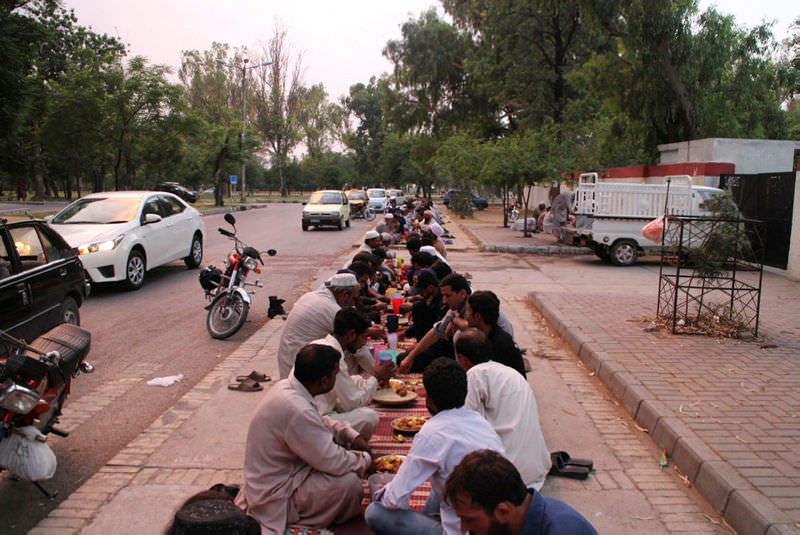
[609,240,638,266]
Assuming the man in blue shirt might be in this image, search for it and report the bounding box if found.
[445,449,597,535]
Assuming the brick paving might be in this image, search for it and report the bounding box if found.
[461,212,800,535]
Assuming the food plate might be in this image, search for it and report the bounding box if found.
[375,454,406,474]
[372,388,418,405]
[391,416,428,435]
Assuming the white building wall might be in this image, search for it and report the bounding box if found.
[658,138,800,174]
[788,171,800,281]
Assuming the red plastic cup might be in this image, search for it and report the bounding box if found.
[392,297,402,314]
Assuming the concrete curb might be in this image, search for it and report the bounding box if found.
[459,223,592,255]
[527,290,794,535]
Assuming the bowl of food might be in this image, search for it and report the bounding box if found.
[375,454,406,474]
[391,416,428,436]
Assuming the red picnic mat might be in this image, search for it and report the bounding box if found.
[364,375,431,510]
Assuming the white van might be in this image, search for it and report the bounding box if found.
[566,173,725,265]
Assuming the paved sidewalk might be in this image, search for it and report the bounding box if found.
[27,211,797,534]
[460,211,800,535]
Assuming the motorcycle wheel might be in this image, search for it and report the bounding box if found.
[365,210,376,221]
[207,292,249,339]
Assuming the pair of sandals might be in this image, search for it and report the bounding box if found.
[228,371,271,392]
[548,451,594,480]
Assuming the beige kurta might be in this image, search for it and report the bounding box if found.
[236,376,371,534]
[277,287,341,379]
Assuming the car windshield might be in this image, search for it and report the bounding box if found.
[309,192,342,205]
[367,190,386,198]
[51,197,141,224]
[348,191,366,201]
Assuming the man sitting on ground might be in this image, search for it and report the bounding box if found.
[365,358,504,535]
[402,269,446,342]
[398,275,514,374]
[236,344,373,535]
[466,291,526,376]
[313,308,394,438]
[445,450,597,535]
[277,273,377,379]
[455,329,550,489]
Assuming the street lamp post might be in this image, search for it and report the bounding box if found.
[217,57,272,201]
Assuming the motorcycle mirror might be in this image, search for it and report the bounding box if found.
[224,213,236,225]
[267,249,277,256]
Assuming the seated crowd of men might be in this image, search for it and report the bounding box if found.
[235,199,597,535]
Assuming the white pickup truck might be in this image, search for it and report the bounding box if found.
[565,173,725,266]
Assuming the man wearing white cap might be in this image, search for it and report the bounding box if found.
[277,273,361,379]
[357,230,382,254]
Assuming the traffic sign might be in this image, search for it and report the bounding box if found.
[230,175,238,184]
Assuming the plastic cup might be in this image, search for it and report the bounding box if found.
[391,293,403,314]
[386,314,399,333]
[397,257,404,269]
[378,350,396,365]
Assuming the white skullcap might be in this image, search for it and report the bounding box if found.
[384,213,394,219]
[326,273,359,289]
[365,230,380,240]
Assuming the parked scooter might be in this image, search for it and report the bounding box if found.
[0,324,93,496]
[199,213,277,339]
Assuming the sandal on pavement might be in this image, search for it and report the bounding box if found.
[235,370,271,382]
[551,451,594,471]
[228,378,263,392]
[548,455,590,480]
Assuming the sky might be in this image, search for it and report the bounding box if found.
[63,0,797,102]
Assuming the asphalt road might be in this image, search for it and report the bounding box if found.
[0,204,372,533]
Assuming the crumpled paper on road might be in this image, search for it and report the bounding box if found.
[147,373,184,387]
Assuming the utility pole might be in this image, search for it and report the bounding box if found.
[217,56,272,202]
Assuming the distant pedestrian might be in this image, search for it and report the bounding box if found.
[17,182,26,201]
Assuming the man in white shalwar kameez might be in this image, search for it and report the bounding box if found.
[277,273,360,379]
[313,308,394,438]
[455,329,551,489]
[236,343,373,535]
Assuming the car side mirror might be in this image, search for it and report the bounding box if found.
[143,213,162,224]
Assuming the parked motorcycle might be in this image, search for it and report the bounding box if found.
[200,213,277,339]
[0,323,93,495]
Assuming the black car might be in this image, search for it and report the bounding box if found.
[0,219,89,343]
[155,182,197,203]
[443,190,489,210]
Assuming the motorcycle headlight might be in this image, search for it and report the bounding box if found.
[0,381,41,414]
[77,234,124,255]
[244,257,258,271]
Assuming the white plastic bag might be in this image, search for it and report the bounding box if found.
[0,426,57,481]
[147,373,184,387]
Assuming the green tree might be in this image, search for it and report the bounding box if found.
[252,26,305,197]
[180,42,244,206]
[343,77,389,180]
[297,84,344,159]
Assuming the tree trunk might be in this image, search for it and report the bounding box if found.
[126,154,136,190]
[32,136,46,200]
[654,39,696,140]
[214,134,230,207]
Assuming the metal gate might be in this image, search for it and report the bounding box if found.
[720,172,795,270]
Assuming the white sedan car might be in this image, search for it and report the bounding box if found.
[49,191,205,290]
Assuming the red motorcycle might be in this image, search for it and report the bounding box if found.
[200,213,277,339]
[0,324,93,495]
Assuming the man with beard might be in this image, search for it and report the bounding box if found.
[236,344,374,534]
[445,450,597,535]
[277,273,361,379]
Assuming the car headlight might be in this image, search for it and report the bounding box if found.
[0,381,41,414]
[77,234,124,255]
